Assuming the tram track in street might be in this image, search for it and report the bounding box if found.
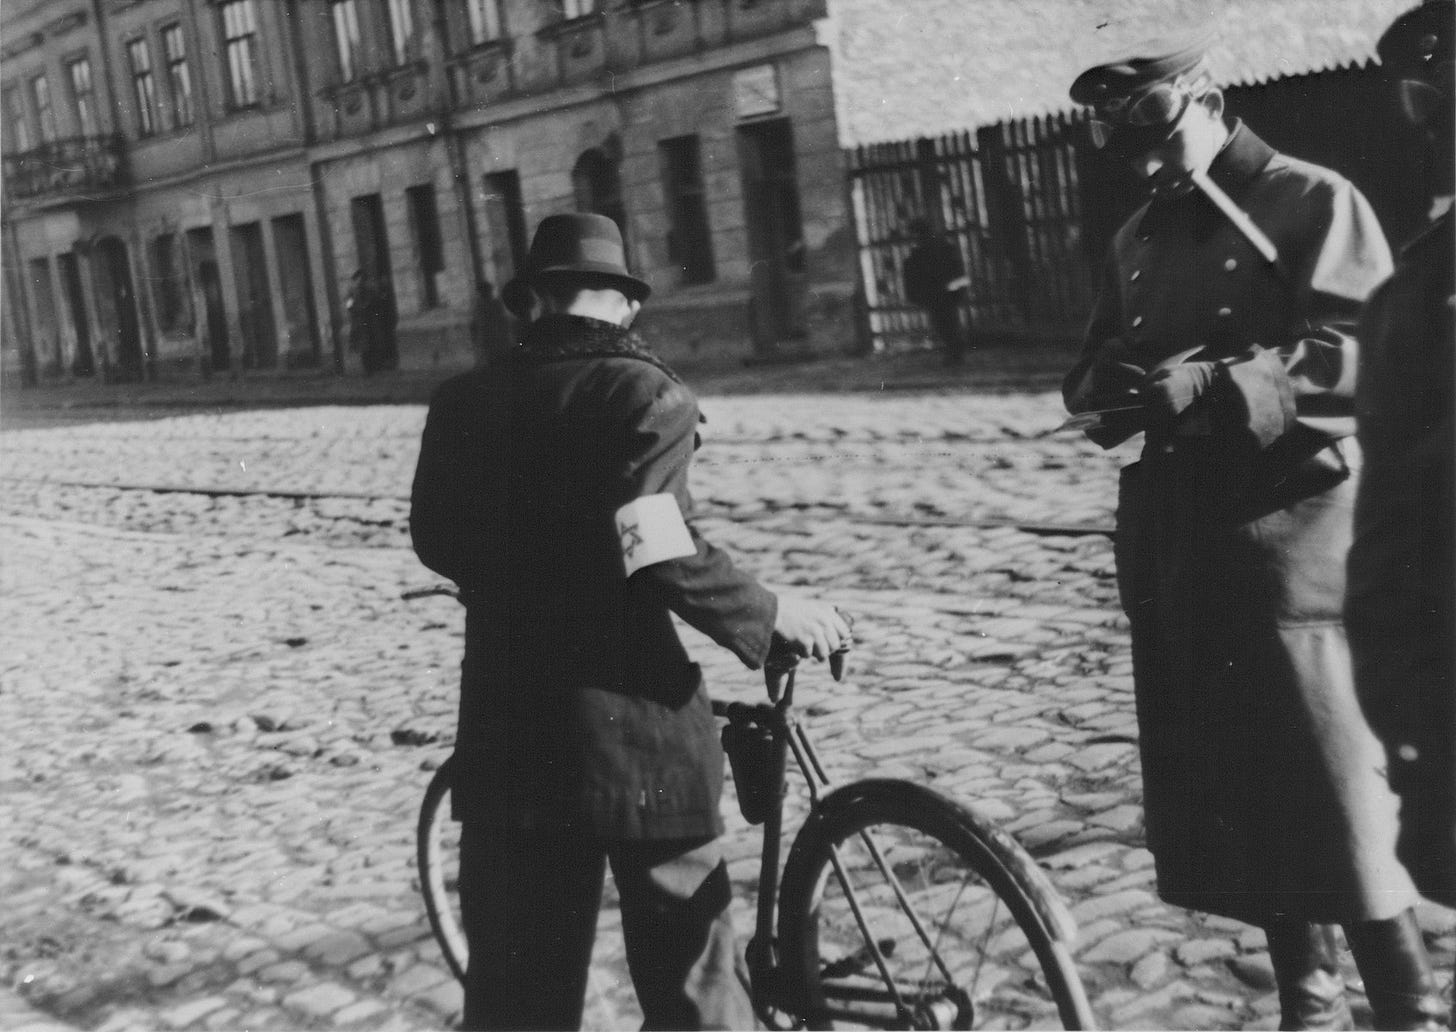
[0,474,1115,537]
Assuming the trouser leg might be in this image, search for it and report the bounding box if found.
[611,836,753,1032]
[459,822,605,1031]
[927,303,964,365]
[1345,907,1449,1030]
[1265,918,1352,1030]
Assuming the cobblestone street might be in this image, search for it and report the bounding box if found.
[2,380,1452,1031]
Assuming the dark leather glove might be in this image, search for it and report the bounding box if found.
[1143,361,1218,422]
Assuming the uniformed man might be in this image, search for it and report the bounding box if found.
[1348,0,1456,949]
[1063,25,1447,1029]
[410,212,851,1031]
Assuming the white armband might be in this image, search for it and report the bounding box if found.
[615,493,695,576]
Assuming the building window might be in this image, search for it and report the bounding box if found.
[149,233,192,333]
[66,58,98,137]
[330,0,362,82]
[3,86,30,152]
[385,0,417,66]
[464,0,501,44]
[407,183,444,307]
[126,38,158,136]
[560,0,596,18]
[31,74,57,144]
[161,24,194,128]
[220,0,261,108]
[573,147,627,255]
[659,135,715,285]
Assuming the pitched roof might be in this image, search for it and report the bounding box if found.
[824,0,1421,145]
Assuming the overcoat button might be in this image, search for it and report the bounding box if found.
[1224,258,1238,271]
[1217,307,1232,317]
[1131,315,1144,328]
[1130,269,1142,282]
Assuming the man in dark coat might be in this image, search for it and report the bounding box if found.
[1348,0,1456,923]
[902,218,969,366]
[410,212,850,1030]
[1063,25,1446,1029]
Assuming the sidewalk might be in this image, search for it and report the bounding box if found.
[0,342,1077,422]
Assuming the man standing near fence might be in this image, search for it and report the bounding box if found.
[1062,23,1447,1030]
[903,218,970,366]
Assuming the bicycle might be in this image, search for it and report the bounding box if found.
[409,586,1095,1029]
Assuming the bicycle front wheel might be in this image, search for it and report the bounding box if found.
[777,779,1094,1030]
[417,756,468,983]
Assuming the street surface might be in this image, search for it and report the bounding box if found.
[2,384,1452,1031]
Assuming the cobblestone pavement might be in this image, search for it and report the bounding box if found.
[2,389,1452,1031]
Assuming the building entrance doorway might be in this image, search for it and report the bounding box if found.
[57,252,94,376]
[230,221,277,369]
[737,118,808,350]
[94,236,144,381]
[188,228,230,372]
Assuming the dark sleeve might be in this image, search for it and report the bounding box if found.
[410,375,487,595]
[1222,176,1393,445]
[620,377,777,669]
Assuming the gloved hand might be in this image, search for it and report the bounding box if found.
[1143,361,1219,422]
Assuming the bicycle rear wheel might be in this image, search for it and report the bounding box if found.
[777,779,1094,1030]
[417,756,468,983]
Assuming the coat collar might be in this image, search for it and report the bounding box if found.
[1134,120,1277,239]
[515,314,682,383]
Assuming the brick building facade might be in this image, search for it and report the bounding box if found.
[1,0,856,385]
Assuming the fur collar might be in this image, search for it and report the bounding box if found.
[515,314,681,383]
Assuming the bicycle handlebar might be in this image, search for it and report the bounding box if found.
[764,638,851,702]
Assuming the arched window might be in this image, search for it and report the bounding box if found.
[572,147,627,248]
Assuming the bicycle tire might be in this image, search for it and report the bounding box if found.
[417,756,469,983]
[777,779,1095,1030]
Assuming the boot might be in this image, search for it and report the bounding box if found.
[1345,908,1449,1030]
[1265,919,1354,1030]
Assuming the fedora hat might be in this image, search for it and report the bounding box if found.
[502,213,650,316]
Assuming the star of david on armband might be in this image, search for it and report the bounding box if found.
[615,493,696,576]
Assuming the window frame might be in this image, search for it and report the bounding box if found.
[148,232,193,334]
[560,0,597,20]
[330,0,363,83]
[126,36,159,137]
[30,73,57,145]
[464,0,502,46]
[2,84,31,152]
[384,0,417,67]
[66,55,98,138]
[219,0,262,109]
[160,23,194,129]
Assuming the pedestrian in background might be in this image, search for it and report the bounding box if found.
[347,270,399,375]
[470,279,515,367]
[1062,24,1446,1029]
[1347,0,1456,948]
[902,217,970,366]
[409,212,851,1030]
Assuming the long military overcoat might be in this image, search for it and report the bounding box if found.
[1064,123,1418,923]
[1347,210,1456,908]
[411,314,777,840]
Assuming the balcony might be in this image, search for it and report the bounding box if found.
[2,135,128,204]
